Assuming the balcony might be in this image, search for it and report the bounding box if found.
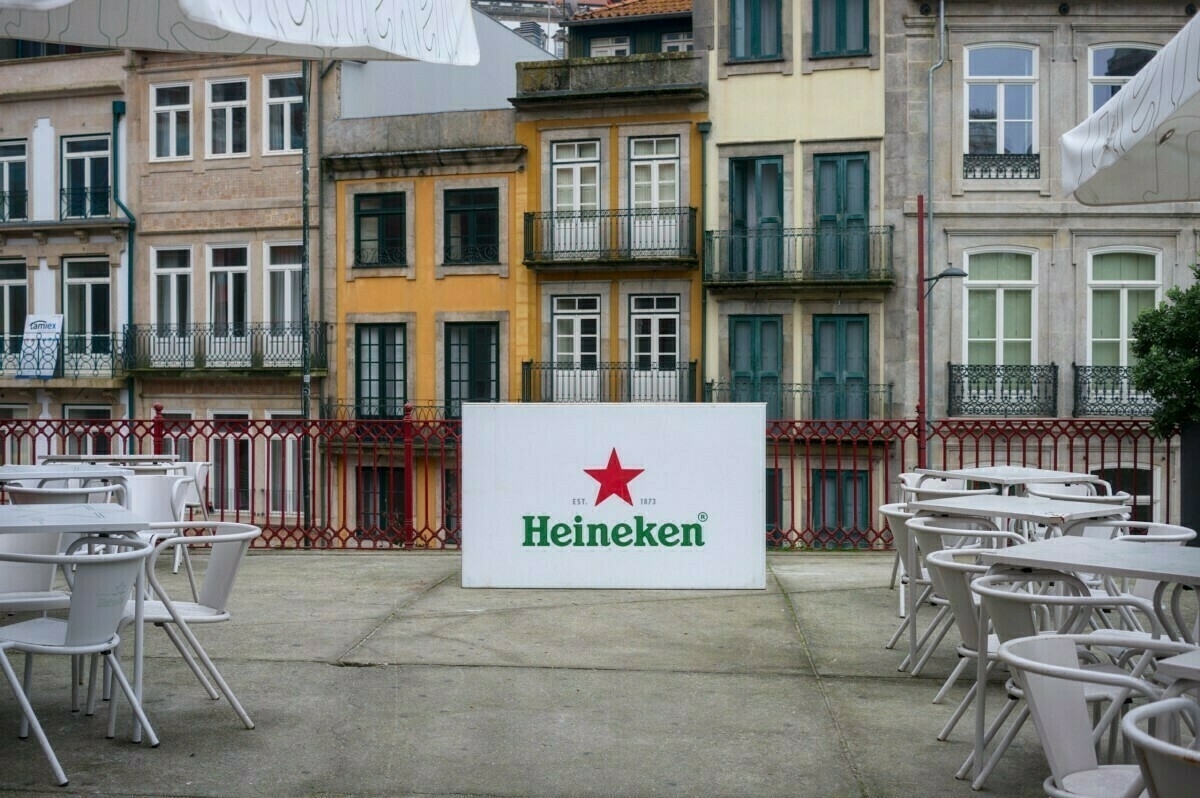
[523,208,697,269]
[963,154,1041,180]
[513,52,705,107]
[60,187,110,219]
[704,382,894,420]
[0,190,27,221]
[319,401,450,421]
[1072,365,1159,417]
[704,226,894,287]
[122,323,327,373]
[522,361,697,402]
[947,364,1058,417]
[0,332,117,378]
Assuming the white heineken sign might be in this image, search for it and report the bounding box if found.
[462,403,765,589]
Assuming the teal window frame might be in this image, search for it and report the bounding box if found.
[355,324,406,420]
[354,193,406,267]
[813,314,869,420]
[358,466,405,536]
[730,0,782,61]
[812,0,869,59]
[730,314,783,418]
[811,468,868,539]
[445,322,499,418]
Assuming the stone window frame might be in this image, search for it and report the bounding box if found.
[345,312,417,413]
[149,80,193,163]
[434,175,509,279]
[434,310,509,410]
[262,72,304,156]
[539,127,608,214]
[616,123,693,217]
[204,76,250,160]
[800,139,880,228]
[800,0,881,74]
[714,297,795,386]
[717,0,795,78]
[540,281,612,364]
[342,179,416,282]
[714,141,795,233]
[617,278,693,367]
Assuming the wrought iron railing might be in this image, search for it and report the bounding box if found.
[319,402,450,421]
[963,154,1040,179]
[60,187,111,219]
[704,225,894,284]
[704,381,894,420]
[122,323,327,371]
[522,361,697,402]
[948,363,1058,416]
[0,332,118,378]
[0,190,27,221]
[523,208,697,264]
[444,243,500,265]
[1072,365,1159,418]
[354,246,406,268]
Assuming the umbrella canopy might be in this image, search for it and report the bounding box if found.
[0,0,479,64]
[1061,14,1198,205]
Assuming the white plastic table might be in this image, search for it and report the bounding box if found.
[0,503,151,742]
[914,466,1101,494]
[0,465,135,508]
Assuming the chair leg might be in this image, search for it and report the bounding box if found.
[85,654,101,716]
[161,624,220,699]
[169,619,255,729]
[938,660,996,741]
[0,652,68,786]
[103,652,159,747]
[889,549,900,590]
[933,656,970,705]
[19,650,34,739]
[967,704,1030,790]
[911,608,955,677]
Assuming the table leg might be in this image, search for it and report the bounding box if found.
[132,561,144,743]
[975,583,990,782]
[908,531,918,671]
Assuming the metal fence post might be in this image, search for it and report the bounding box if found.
[152,402,164,455]
[403,403,415,548]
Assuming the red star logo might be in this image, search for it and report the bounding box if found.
[584,448,644,506]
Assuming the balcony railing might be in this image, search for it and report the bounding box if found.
[523,208,697,265]
[963,154,1041,179]
[948,364,1058,416]
[704,226,894,285]
[0,332,117,378]
[522,361,697,403]
[122,323,328,371]
[0,190,27,221]
[319,402,450,421]
[1072,365,1159,417]
[60,187,111,219]
[704,381,894,420]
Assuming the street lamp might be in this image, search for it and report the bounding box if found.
[916,192,964,468]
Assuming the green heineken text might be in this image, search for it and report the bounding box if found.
[523,514,705,548]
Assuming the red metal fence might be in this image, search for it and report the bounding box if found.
[0,412,1172,551]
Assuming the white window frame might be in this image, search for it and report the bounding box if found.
[63,405,112,456]
[152,247,192,331]
[963,44,1038,155]
[590,36,630,57]
[0,140,27,220]
[61,136,110,218]
[266,410,301,516]
[209,411,251,512]
[150,82,192,161]
[962,248,1038,366]
[1088,44,1159,114]
[206,77,249,159]
[0,261,26,370]
[0,404,31,465]
[1086,246,1161,367]
[263,73,303,155]
[264,242,302,331]
[63,258,112,364]
[661,32,694,52]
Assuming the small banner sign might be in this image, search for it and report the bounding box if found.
[16,314,63,379]
[462,403,766,589]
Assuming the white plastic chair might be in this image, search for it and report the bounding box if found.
[0,536,158,786]
[108,521,262,733]
[0,531,69,614]
[997,633,1194,798]
[173,462,211,574]
[1122,697,1200,798]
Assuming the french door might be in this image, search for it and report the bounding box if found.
[552,141,600,257]
[813,315,868,419]
[629,295,681,400]
[552,296,601,401]
[629,137,680,255]
[730,158,783,277]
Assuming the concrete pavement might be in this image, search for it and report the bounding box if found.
[0,552,1050,797]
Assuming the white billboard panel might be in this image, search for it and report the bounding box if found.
[462,403,766,589]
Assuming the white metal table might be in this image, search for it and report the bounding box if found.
[914,466,1102,494]
[0,465,135,508]
[0,503,151,742]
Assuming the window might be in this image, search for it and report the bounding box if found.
[813,315,868,419]
[812,0,868,58]
[445,322,499,417]
[64,406,111,456]
[965,251,1035,366]
[159,411,194,462]
[358,466,405,538]
[630,137,681,255]
[729,157,783,276]
[812,469,867,541]
[1090,45,1157,113]
[0,405,31,466]
[661,32,694,52]
[552,141,601,256]
[730,0,781,61]
[589,36,630,57]
[152,83,191,160]
[0,141,27,221]
[265,74,304,153]
[444,188,499,264]
[766,468,783,535]
[1094,466,1156,522]
[64,260,111,360]
[354,193,406,267]
[208,247,249,366]
[814,153,869,277]
[153,248,191,333]
[267,412,300,516]
[1088,251,1159,367]
[0,262,26,365]
[730,315,783,418]
[964,45,1038,178]
[266,243,302,335]
[630,295,681,401]
[207,78,248,157]
[210,413,250,511]
[62,136,110,218]
[356,324,406,419]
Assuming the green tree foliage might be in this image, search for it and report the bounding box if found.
[1131,265,1200,438]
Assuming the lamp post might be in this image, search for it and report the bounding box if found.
[915,195,966,468]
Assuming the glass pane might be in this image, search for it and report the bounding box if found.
[232,107,247,152]
[1092,290,1119,338]
[155,113,170,156]
[970,251,1032,281]
[758,0,779,56]
[1093,47,1155,78]
[1003,291,1032,338]
[269,77,303,98]
[1005,85,1033,121]
[1127,290,1157,333]
[1092,341,1119,366]
[968,292,997,338]
[967,341,995,365]
[970,47,1033,77]
[269,105,284,150]
[1093,251,1156,281]
[1002,341,1031,365]
[176,110,190,156]
[211,81,247,102]
[1004,121,1033,155]
[845,0,866,51]
[1093,84,1121,110]
[290,102,304,150]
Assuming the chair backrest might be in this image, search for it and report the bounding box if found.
[1025,482,1097,498]
[148,522,262,612]
[3,483,122,505]
[971,568,1093,643]
[997,635,1101,785]
[905,514,1011,562]
[1108,523,1198,605]
[179,461,211,507]
[1122,697,1200,798]
[125,474,191,522]
[0,531,64,593]
[922,548,988,647]
[906,485,998,502]
[879,502,914,559]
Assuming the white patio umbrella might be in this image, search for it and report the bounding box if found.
[1061,14,1198,205]
[0,0,479,64]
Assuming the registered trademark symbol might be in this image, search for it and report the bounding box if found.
[697,512,708,522]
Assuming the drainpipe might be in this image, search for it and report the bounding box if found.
[925,0,947,441]
[697,120,711,402]
[112,100,136,427]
